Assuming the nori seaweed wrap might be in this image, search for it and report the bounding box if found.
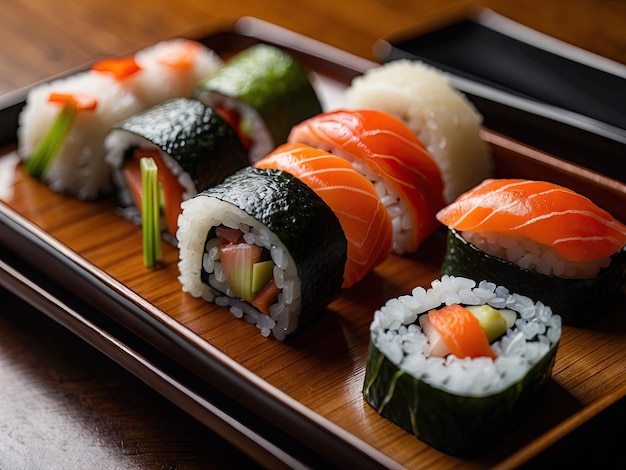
[441,229,626,326]
[104,97,248,239]
[363,275,561,457]
[177,166,347,340]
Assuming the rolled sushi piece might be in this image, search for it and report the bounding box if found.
[104,97,248,240]
[436,178,626,325]
[363,275,562,457]
[288,109,445,255]
[177,166,347,340]
[344,59,493,203]
[17,39,223,200]
[126,38,224,107]
[193,43,323,162]
[18,70,145,199]
[255,142,394,288]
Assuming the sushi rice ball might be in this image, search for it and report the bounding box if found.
[344,59,493,203]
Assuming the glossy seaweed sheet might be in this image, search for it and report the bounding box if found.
[0,19,625,470]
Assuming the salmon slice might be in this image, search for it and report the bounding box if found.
[436,178,626,262]
[427,304,496,359]
[255,142,393,288]
[288,109,445,254]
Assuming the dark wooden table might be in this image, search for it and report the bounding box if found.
[1,0,625,468]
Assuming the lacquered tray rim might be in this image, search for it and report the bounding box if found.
[1,17,624,469]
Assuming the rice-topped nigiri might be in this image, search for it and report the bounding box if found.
[344,59,493,203]
[255,142,394,288]
[289,109,445,255]
[436,178,626,324]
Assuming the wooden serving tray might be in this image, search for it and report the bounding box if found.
[1,17,625,469]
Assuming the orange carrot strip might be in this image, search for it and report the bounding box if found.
[249,279,281,315]
[48,92,98,110]
[428,304,497,359]
[92,56,142,79]
[122,159,143,211]
[155,40,201,68]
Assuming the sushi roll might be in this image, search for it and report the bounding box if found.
[255,142,394,288]
[436,178,626,325]
[17,39,222,200]
[363,275,562,457]
[177,166,347,340]
[193,43,323,162]
[104,97,248,240]
[17,70,144,199]
[288,109,445,255]
[127,38,223,107]
[343,59,493,203]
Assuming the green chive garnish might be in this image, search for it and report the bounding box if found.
[141,157,162,267]
[24,103,77,178]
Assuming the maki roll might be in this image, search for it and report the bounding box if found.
[363,275,562,457]
[126,38,223,107]
[17,69,144,199]
[177,167,347,340]
[17,39,222,200]
[255,142,394,288]
[344,59,492,203]
[288,109,445,254]
[436,178,626,325]
[193,43,323,162]
[104,97,248,240]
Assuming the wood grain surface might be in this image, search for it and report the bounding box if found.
[1,0,625,469]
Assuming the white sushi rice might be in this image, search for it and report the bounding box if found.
[177,195,302,340]
[462,230,610,279]
[18,71,144,200]
[130,38,223,107]
[341,152,414,255]
[287,131,413,255]
[370,275,561,397]
[344,59,493,203]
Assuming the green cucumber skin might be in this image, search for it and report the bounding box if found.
[193,44,323,146]
[199,167,347,332]
[441,230,626,326]
[118,97,248,190]
[363,339,558,457]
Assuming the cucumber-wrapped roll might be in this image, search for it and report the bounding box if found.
[363,275,562,457]
[193,43,323,162]
[104,97,248,241]
[177,167,347,340]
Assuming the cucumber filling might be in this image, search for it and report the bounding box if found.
[204,225,280,315]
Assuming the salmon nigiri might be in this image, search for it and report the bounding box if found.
[437,178,626,281]
[255,142,393,288]
[288,109,445,255]
[437,179,626,261]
